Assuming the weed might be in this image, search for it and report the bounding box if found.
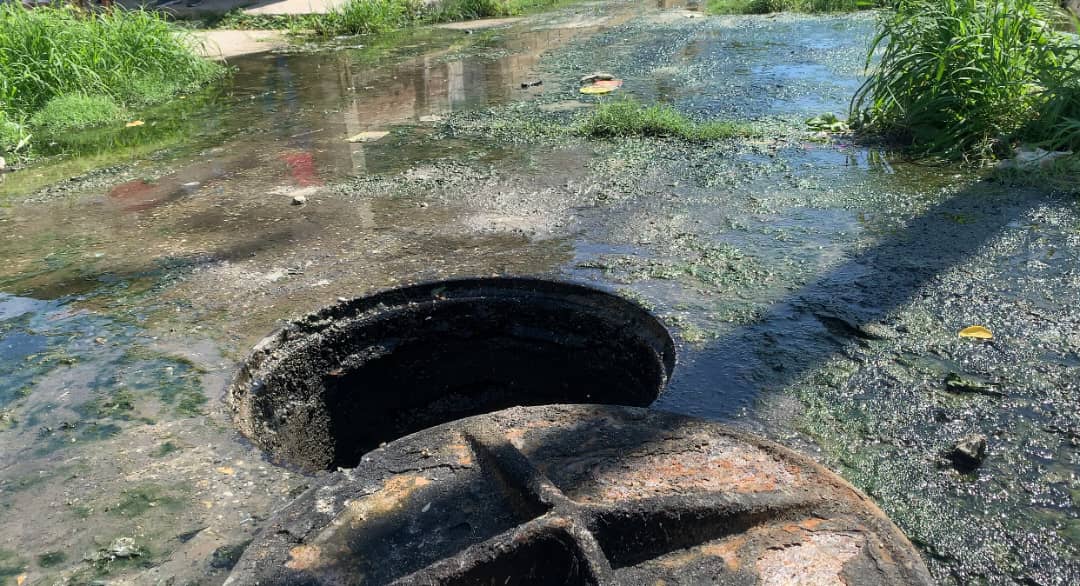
[851,0,1080,160]
[577,99,758,142]
[153,441,179,457]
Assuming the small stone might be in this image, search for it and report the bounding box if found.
[292,195,307,206]
[949,434,987,471]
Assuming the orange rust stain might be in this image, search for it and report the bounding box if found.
[448,443,473,466]
[577,440,799,501]
[755,532,863,586]
[700,536,747,571]
[285,545,322,571]
[505,428,526,448]
[344,474,431,528]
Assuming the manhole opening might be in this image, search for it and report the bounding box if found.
[229,278,676,472]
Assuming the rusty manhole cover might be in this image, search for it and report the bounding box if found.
[227,404,933,585]
[228,278,676,472]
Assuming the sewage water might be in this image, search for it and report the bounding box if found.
[0,2,1077,585]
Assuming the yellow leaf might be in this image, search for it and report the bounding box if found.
[216,466,235,475]
[17,574,26,586]
[958,325,993,339]
[125,120,145,128]
[579,85,615,95]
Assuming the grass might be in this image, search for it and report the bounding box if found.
[577,99,759,142]
[706,0,890,14]
[851,0,1080,160]
[0,5,225,155]
[29,94,126,134]
[312,0,567,37]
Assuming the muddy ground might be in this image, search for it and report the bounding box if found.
[0,1,1077,585]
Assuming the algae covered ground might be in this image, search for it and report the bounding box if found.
[0,1,1077,584]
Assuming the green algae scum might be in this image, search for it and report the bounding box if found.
[0,1,1078,584]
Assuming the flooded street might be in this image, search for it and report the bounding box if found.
[1,1,1078,584]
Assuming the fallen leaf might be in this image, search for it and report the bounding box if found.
[593,79,623,89]
[125,120,145,128]
[959,325,993,340]
[17,574,26,586]
[580,85,615,95]
[216,466,235,475]
[346,130,389,143]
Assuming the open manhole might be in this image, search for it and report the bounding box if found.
[226,404,935,585]
[228,278,676,472]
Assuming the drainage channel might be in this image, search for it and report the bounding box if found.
[225,278,933,585]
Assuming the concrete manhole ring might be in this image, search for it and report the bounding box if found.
[227,278,676,473]
[226,404,934,585]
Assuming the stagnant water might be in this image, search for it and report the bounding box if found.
[0,1,1077,584]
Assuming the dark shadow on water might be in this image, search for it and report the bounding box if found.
[655,182,1052,420]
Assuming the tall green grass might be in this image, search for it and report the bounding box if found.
[313,0,564,37]
[706,0,889,14]
[0,5,225,154]
[851,0,1080,159]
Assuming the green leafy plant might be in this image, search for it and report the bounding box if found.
[850,0,1080,160]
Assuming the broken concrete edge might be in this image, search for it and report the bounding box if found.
[224,404,935,585]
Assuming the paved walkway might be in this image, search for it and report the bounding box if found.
[191,29,289,59]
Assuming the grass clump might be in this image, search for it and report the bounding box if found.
[314,0,415,35]
[29,94,125,134]
[706,0,889,14]
[0,5,225,153]
[577,99,756,142]
[851,0,1080,160]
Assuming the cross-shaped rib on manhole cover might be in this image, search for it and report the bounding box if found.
[226,405,934,586]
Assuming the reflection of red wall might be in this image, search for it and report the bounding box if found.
[280,151,322,187]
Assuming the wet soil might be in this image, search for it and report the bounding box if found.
[0,1,1077,585]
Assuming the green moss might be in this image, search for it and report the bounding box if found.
[0,549,25,580]
[577,99,759,142]
[109,485,185,518]
[37,551,67,568]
